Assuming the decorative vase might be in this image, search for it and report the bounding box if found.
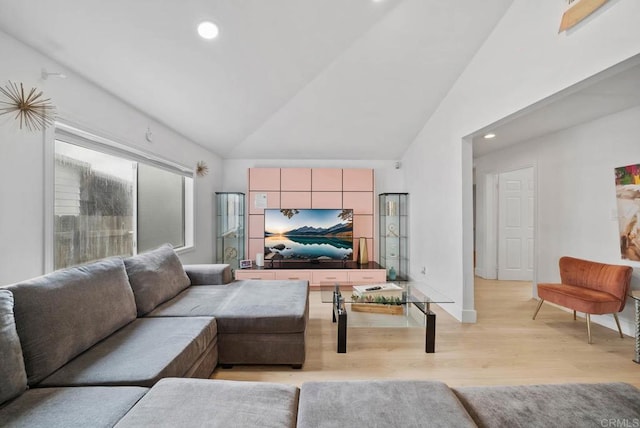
[357,237,369,265]
[388,266,396,281]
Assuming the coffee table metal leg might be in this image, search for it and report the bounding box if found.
[332,289,347,353]
[337,310,347,353]
[332,290,338,323]
[425,310,436,353]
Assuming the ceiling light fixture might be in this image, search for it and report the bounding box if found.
[484,133,496,139]
[197,21,219,40]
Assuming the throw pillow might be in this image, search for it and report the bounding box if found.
[8,257,137,385]
[124,244,191,316]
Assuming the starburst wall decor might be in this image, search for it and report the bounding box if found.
[196,161,209,177]
[0,81,56,131]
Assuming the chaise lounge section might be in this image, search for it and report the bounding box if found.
[129,244,308,368]
[147,277,309,367]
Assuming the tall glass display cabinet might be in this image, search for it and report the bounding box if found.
[215,192,245,271]
[379,193,408,281]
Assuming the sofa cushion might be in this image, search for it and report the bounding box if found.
[148,280,309,334]
[0,290,27,405]
[0,386,147,428]
[115,378,299,428]
[297,380,476,428]
[7,258,137,385]
[214,280,309,334]
[124,244,191,316]
[453,382,640,428]
[38,317,217,388]
[147,283,243,317]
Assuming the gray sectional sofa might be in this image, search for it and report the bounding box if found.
[0,244,309,426]
[2,244,639,427]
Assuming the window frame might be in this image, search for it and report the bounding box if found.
[45,122,195,272]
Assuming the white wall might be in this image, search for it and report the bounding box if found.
[475,106,640,335]
[0,31,223,286]
[402,0,640,322]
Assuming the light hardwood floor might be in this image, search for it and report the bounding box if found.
[212,278,640,388]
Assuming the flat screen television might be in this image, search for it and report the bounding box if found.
[264,209,353,261]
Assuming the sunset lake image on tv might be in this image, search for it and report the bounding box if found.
[264,209,353,260]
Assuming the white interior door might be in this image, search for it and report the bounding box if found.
[498,167,534,280]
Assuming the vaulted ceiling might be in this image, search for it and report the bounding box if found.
[0,0,513,159]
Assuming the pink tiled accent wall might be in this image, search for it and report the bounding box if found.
[353,215,373,238]
[342,169,373,191]
[312,192,342,208]
[248,191,280,215]
[280,191,312,209]
[311,168,342,191]
[281,168,311,191]
[343,192,374,215]
[249,168,280,191]
[247,168,375,262]
[248,239,264,263]
[248,215,264,238]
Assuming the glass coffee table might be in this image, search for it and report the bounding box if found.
[320,281,454,354]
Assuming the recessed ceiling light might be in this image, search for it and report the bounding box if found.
[484,133,496,139]
[197,21,219,40]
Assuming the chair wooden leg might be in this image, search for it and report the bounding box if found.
[573,310,576,320]
[532,299,544,320]
[586,314,592,344]
[613,313,624,339]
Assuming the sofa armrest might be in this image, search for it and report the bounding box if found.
[183,264,232,285]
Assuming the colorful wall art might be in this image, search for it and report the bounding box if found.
[559,0,609,32]
[615,163,640,261]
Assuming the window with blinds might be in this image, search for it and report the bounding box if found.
[52,130,193,270]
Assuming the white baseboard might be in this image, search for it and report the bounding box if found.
[438,304,477,323]
[461,309,477,323]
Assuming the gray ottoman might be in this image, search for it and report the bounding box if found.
[0,387,147,428]
[453,382,640,428]
[115,378,299,428]
[297,380,476,428]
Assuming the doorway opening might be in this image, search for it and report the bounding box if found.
[473,164,537,306]
[497,166,534,281]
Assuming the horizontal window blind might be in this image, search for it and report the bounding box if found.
[55,122,193,178]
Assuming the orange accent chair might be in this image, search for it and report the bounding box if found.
[532,256,632,344]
